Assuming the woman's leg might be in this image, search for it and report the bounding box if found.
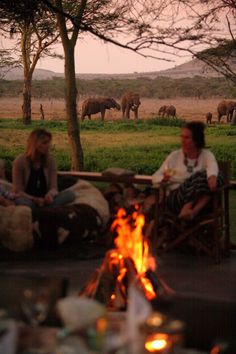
[167,170,224,219]
[49,190,75,208]
[15,197,37,209]
[179,195,211,220]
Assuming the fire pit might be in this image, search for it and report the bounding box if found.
[78,206,186,353]
[80,206,173,310]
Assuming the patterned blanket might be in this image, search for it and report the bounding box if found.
[0,179,110,252]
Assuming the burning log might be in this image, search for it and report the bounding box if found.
[80,249,173,311]
[80,250,143,310]
[79,250,125,309]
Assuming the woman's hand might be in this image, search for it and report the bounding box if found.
[208,175,217,191]
[44,193,54,205]
[32,197,45,207]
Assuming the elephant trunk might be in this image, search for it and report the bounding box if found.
[116,103,121,111]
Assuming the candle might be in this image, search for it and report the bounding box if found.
[145,333,170,353]
[141,312,185,354]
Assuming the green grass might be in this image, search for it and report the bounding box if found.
[1,118,236,176]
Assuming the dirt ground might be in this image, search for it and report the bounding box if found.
[0,97,224,123]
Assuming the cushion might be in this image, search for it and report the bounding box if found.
[102,167,134,178]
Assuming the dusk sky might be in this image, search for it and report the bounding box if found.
[0,34,192,74]
[0,3,231,75]
[36,38,192,74]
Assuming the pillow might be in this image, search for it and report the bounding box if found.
[0,205,33,251]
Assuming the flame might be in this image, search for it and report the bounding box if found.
[111,206,156,300]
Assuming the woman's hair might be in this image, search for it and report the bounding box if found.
[26,128,52,165]
[183,121,206,149]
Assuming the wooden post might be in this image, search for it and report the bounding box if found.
[40,104,45,120]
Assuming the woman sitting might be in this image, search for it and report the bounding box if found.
[152,121,224,220]
[12,128,75,209]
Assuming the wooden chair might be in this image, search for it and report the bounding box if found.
[153,161,231,263]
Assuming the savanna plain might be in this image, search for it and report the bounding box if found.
[0,96,225,121]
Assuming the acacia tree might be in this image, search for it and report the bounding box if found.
[42,0,179,170]
[184,1,236,84]
[0,1,60,124]
[124,0,236,83]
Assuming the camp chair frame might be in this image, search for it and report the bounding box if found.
[153,161,231,264]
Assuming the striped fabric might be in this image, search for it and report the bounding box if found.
[166,169,224,214]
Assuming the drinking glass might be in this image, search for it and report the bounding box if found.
[21,286,50,326]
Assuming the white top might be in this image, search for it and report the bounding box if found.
[152,148,219,191]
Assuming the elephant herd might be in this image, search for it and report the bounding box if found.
[80,94,236,124]
[81,92,141,121]
[206,100,236,125]
[81,92,177,121]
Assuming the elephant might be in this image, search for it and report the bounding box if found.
[121,92,141,119]
[231,109,236,126]
[217,100,236,123]
[206,112,213,124]
[81,97,120,121]
[158,105,176,117]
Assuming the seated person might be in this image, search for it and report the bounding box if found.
[12,128,75,209]
[152,121,224,220]
[0,159,18,206]
[0,177,110,252]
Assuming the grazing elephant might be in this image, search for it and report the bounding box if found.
[217,100,236,123]
[81,97,120,121]
[206,112,213,124]
[158,105,176,117]
[121,92,141,119]
[158,105,167,117]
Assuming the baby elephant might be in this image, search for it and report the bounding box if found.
[206,112,213,124]
[158,105,176,117]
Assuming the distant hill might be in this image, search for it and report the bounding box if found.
[2,57,235,80]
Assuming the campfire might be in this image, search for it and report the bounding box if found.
[80,206,172,310]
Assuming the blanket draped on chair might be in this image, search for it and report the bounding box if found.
[0,179,110,251]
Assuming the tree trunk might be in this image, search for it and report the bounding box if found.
[64,44,84,170]
[55,0,84,170]
[21,27,32,125]
[22,76,32,125]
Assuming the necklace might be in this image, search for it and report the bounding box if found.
[184,154,198,173]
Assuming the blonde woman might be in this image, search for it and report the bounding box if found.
[12,128,75,209]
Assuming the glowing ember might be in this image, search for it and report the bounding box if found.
[111,207,156,300]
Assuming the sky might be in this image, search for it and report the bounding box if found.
[36,38,192,75]
[0,34,192,74]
